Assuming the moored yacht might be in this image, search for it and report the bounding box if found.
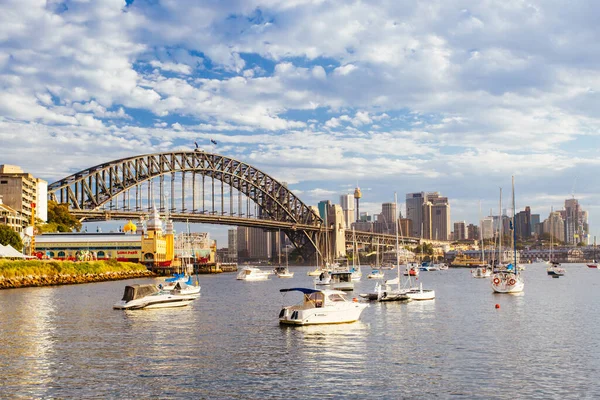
[278,288,367,325]
[113,284,197,310]
[546,261,565,277]
[236,266,272,281]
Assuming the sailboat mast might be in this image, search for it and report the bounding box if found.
[394,192,400,290]
[512,176,517,273]
[499,188,503,264]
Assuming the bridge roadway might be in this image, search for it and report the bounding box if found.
[74,208,449,249]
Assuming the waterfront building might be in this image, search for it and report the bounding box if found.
[35,209,181,269]
[340,194,354,229]
[399,218,412,238]
[0,164,48,226]
[0,196,26,234]
[453,221,467,241]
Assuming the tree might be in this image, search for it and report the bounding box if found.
[0,225,23,250]
[42,201,82,232]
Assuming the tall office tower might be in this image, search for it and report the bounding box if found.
[237,227,249,259]
[318,200,331,221]
[247,227,271,260]
[564,198,588,244]
[406,192,425,237]
[227,228,237,261]
[381,202,397,234]
[398,218,412,237]
[515,206,532,239]
[480,218,494,239]
[530,214,540,237]
[426,193,451,241]
[0,165,48,225]
[453,221,467,240]
[359,212,371,222]
[543,211,565,242]
[467,224,480,241]
[340,194,354,229]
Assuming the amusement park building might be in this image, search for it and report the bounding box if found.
[35,208,178,268]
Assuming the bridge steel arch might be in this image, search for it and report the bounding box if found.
[48,151,325,260]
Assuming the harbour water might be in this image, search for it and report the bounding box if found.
[1,263,599,398]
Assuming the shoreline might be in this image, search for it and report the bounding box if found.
[0,269,156,290]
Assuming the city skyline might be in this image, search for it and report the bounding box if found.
[1,1,599,245]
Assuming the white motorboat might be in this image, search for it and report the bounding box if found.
[364,277,411,302]
[546,261,565,277]
[330,271,354,291]
[113,284,197,310]
[367,269,384,279]
[236,266,272,281]
[279,288,367,326]
[274,266,294,278]
[314,271,331,286]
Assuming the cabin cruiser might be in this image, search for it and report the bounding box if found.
[113,284,197,310]
[546,261,565,277]
[330,271,354,291]
[359,277,411,302]
[274,266,294,278]
[171,280,201,297]
[236,266,272,281]
[367,269,384,279]
[279,288,367,325]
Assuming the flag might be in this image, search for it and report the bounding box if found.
[210,139,218,145]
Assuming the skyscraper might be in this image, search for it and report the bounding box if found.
[406,192,425,237]
[340,194,354,229]
[453,221,467,240]
[564,198,588,244]
[381,202,397,234]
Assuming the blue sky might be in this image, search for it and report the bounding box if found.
[1,0,600,246]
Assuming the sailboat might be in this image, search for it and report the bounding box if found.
[274,230,294,278]
[367,238,385,279]
[546,207,565,277]
[350,227,362,281]
[587,237,598,268]
[490,177,524,293]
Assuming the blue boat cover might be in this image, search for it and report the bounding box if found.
[280,288,321,294]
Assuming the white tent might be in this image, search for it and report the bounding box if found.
[0,244,26,258]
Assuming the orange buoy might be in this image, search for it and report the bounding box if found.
[495,304,500,309]
[352,298,358,302]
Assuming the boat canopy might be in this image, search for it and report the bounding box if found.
[280,288,321,294]
[165,273,186,282]
[121,284,160,301]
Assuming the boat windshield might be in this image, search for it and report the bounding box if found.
[305,292,325,307]
[328,293,346,302]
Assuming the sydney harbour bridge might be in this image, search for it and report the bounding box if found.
[47,151,446,261]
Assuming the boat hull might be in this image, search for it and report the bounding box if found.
[491,272,524,293]
[279,304,367,326]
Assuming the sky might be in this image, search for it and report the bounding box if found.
[1,0,600,246]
